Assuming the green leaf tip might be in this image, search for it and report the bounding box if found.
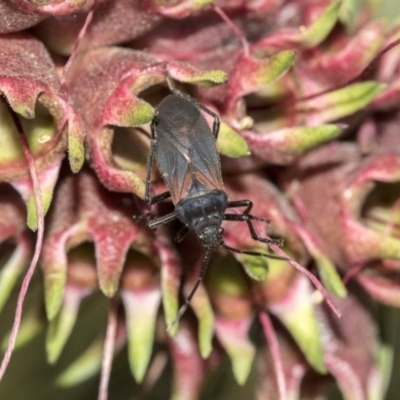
[26,189,52,231]
[186,69,228,87]
[300,0,342,47]
[68,135,85,173]
[44,271,67,321]
[313,81,386,123]
[282,124,343,155]
[127,100,155,126]
[284,305,326,373]
[217,123,250,158]
[315,256,347,298]
[253,50,296,89]
[241,253,269,281]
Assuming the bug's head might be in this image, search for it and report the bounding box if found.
[199,226,223,249]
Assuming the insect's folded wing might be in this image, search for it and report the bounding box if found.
[155,126,192,203]
[189,118,224,190]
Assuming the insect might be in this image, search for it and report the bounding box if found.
[145,76,287,330]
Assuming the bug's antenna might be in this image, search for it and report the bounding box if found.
[167,249,213,332]
[161,64,179,94]
[221,243,290,261]
[165,73,178,93]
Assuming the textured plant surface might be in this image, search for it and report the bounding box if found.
[1,0,400,399]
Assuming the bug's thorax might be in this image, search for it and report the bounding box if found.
[156,94,200,129]
[175,189,228,248]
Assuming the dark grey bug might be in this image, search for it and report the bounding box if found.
[145,78,285,330]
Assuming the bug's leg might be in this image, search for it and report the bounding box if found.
[224,213,283,246]
[165,75,220,140]
[145,115,172,206]
[227,199,272,224]
[147,191,171,206]
[145,117,158,205]
[146,116,170,204]
[147,212,177,230]
[224,199,283,246]
[210,111,220,141]
[133,192,171,222]
[133,210,157,223]
[167,249,213,331]
[135,116,171,221]
[174,226,190,243]
[221,242,289,261]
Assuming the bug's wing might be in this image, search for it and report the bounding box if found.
[155,121,193,204]
[188,115,224,190]
[155,111,224,204]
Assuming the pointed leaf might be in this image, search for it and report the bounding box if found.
[44,267,68,321]
[241,124,343,164]
[0,100,56,166]
[25,185,55,231]
[269,275,326,373]
[157,237,181,337]
[46,286,89,364]
[87,199,144,298]
[101,87,155,127]
[188,282,214,358]
[43,241,69,321]
[376,342,393,399]
[11,157,63,231]
[277,124,344,154]
[215,316,255,385]
[0,239,30,313]
[293,224,347,298]
[88,135,147,197]
[232,51,296,98]
[168,65,228,87]
[252,51,296,90]
[1,78,42,120]
[315,255,347,298]
[57,338,104,387]
[239,251,270,281]
[305,82,386,124]
[300,0,342,47]
[339,0,364,29]
[1,309,42,351]
[67,109,85,173]
[217,122,250,158]
[169,324,204,400]
[122,286,161,382]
